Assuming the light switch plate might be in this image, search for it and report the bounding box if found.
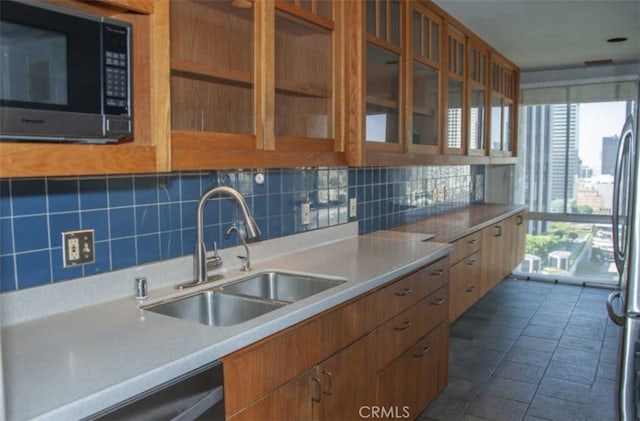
[349,198,357,218]
[301,203,311,225]
[63,229,95,267]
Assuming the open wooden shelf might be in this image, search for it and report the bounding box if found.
[366,96,399,109]
[171,59,253,86]
[413,106,436,116]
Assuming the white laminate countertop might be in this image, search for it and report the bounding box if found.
[2,231,452,420]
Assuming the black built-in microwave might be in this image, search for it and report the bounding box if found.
[0,0,132,143]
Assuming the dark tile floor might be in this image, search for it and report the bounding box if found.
[421,277,621,421]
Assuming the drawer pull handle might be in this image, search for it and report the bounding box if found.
[414,346,431,358]
[311,377,322,403]
[395,321,413,331]
[517,215,524,225]
[467,239,478,244]
[494,225,502,237]
[431,269,445,276]
[466,286,476,292]
[467,260,477,266]
[322,370,333,396]
[395,288,413,297]
[430,297,445,306]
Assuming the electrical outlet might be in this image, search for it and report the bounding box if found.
[301,202,311,225]
[63,229,95,267]
[349,198,357,218]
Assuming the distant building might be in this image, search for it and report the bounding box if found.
[579,165,594,179]
[519,104,579,233]
[601,135,619,176]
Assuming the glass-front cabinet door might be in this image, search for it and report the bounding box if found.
[443,25,465,155]
[468,39,488,155]
[274,1,337,152]
[408,3,441,154]
[170,1,255,137]
[365,0,403,151]
[489,57,517,156]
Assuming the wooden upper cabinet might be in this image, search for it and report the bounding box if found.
[442,25,465,155]
[467,38,489,156]
[364,0,404,152]
[408,3,441,155]
[489,56,518,157]
[0,0,170,177]
[170,0,347,171]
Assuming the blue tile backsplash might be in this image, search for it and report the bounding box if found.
[0,166,484,292]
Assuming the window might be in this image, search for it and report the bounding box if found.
[514,80,638,286]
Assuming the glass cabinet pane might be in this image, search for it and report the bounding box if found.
[366,0,376,35]
[316,0,332,20]
[469,87,485,151]
[275,12,332,138]
[389,0,400,45]
[446,78,463,149]
[502,102,512,152]
[366,44,400,143]
[412,12,421,55]
[431,22,439,62]
[170,0,254,134]
[412,62,438,146]
[490,95,502,151]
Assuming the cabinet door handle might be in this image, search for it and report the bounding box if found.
[467,239,478,244]
[311,377,322,403]
[466,286,476,292]
[467,259,477,266]
[430,297,445,306]
[395,321,413,331]
[322,370,333,396]
[395,287,413,297]
[431,268,444,276]
[494,225,502,237]
[516,215,524,225]
[414,346,431,358]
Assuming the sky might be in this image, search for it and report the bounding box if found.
[578,101,631,175]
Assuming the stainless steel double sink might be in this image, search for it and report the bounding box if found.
[143,271,346,327]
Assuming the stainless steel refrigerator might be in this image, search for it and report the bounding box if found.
[607,100,640,420]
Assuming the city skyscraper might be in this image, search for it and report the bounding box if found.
[519,103,579,232]
[601,135,619,175]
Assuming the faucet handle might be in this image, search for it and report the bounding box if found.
[207,241,223,269]
[237,255,251,271]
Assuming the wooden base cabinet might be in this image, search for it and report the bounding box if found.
[377,322,449,420]
[229,333,376,421]
[449,251,481,321]
[223,257,451,421]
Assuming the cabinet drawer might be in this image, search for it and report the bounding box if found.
[422,256,449,297]
[372,257,449,326]
[372,270,424,326]
[415,285,449,339]
[376,285,448,369]
[376,305,421,369]
[449,251,482,321]
[450,231,482,265]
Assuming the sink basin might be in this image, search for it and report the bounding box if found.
[221,271,346,302]
[145,291,285,327]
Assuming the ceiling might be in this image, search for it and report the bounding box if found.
[433,0,640,72]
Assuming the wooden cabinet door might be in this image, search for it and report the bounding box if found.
[228,368,317,421]
[319,333,377,420]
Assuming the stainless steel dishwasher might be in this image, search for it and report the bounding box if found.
[87,361,224,420]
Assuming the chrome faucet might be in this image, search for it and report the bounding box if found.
[225,224,252,271]
[193,185,260,284]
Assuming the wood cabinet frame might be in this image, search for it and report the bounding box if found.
[170,0,347,171]
[0,0,170,177]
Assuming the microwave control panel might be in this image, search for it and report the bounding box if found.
[102,22,131,117]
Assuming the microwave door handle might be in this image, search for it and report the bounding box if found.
[170,385,224,421]
[613,121,632,274]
